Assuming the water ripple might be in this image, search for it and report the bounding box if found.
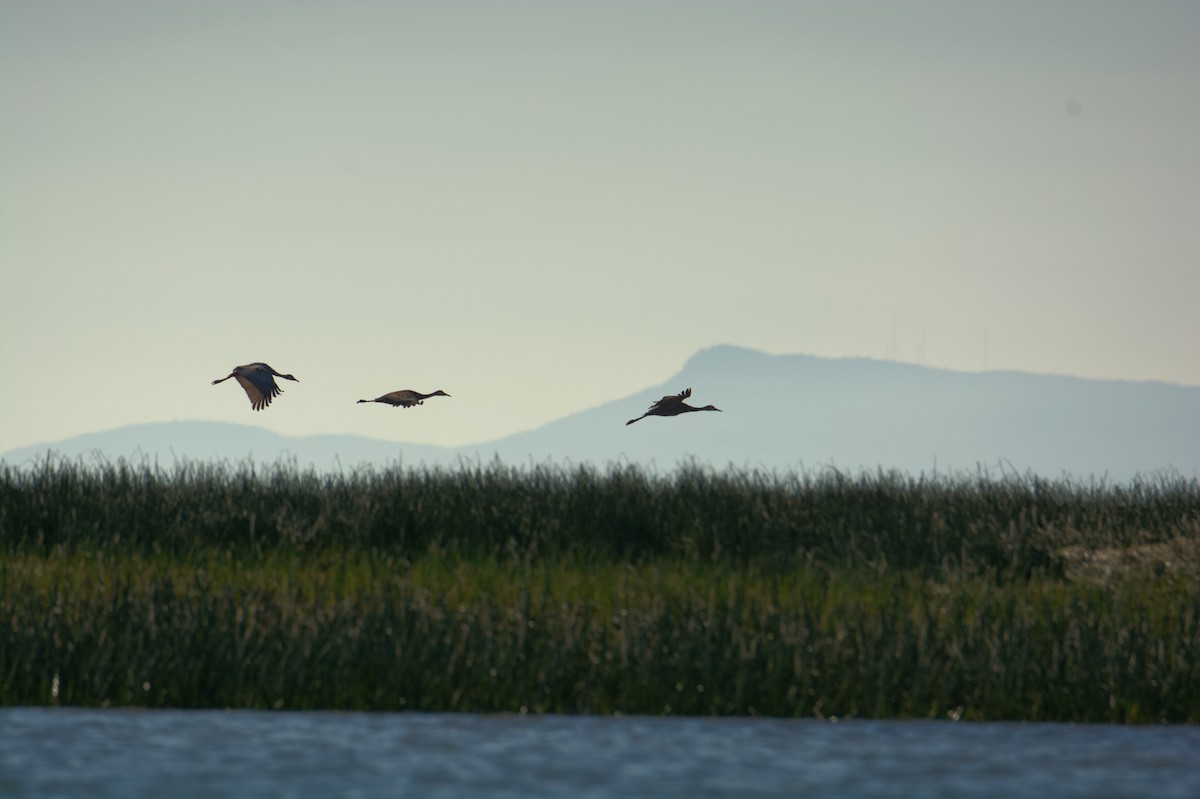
[2,708,1198,799]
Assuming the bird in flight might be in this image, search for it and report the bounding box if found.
[626,387,721,425]
[212,363,298,411]
[357,389,451,408]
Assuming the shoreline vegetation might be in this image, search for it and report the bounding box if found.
[2,457,1197,722]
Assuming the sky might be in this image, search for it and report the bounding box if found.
[2,0,1197,453]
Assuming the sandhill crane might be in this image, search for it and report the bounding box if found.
[357,389,451,408]
[626,387,721,425]
[212,363,298,411]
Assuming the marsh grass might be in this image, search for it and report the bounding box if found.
[2,456,1197,721]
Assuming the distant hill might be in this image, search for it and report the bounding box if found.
[469,345,1199,481]
[4,345,1197,481]
[0,421,456,473]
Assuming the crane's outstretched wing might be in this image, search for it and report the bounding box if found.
[381,390,422,407]
[235,369,282,411]
[627,388,693,425]
[647,387,691,411]
[357,390,424,407]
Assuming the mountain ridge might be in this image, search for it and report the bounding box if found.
[4,346,1197,481]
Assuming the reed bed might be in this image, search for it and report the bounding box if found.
[2,456,1198,721]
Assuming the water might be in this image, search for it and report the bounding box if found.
[2,708,1198,799]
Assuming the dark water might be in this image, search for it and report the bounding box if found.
[2,707,1198,798]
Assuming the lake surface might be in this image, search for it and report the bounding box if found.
[3,707,1198,799]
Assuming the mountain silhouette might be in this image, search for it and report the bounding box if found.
[4,346,1196,481]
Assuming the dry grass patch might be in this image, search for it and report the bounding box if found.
[1059,536,1200,584]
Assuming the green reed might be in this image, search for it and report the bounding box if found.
[1,456,1197,721]
[3,456,1196,573]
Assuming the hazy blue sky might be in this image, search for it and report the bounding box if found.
[2,0,1197,452]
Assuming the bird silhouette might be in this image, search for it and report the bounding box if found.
[212,363,298,411]
[626,387,721,425]
[357,389,451,408]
